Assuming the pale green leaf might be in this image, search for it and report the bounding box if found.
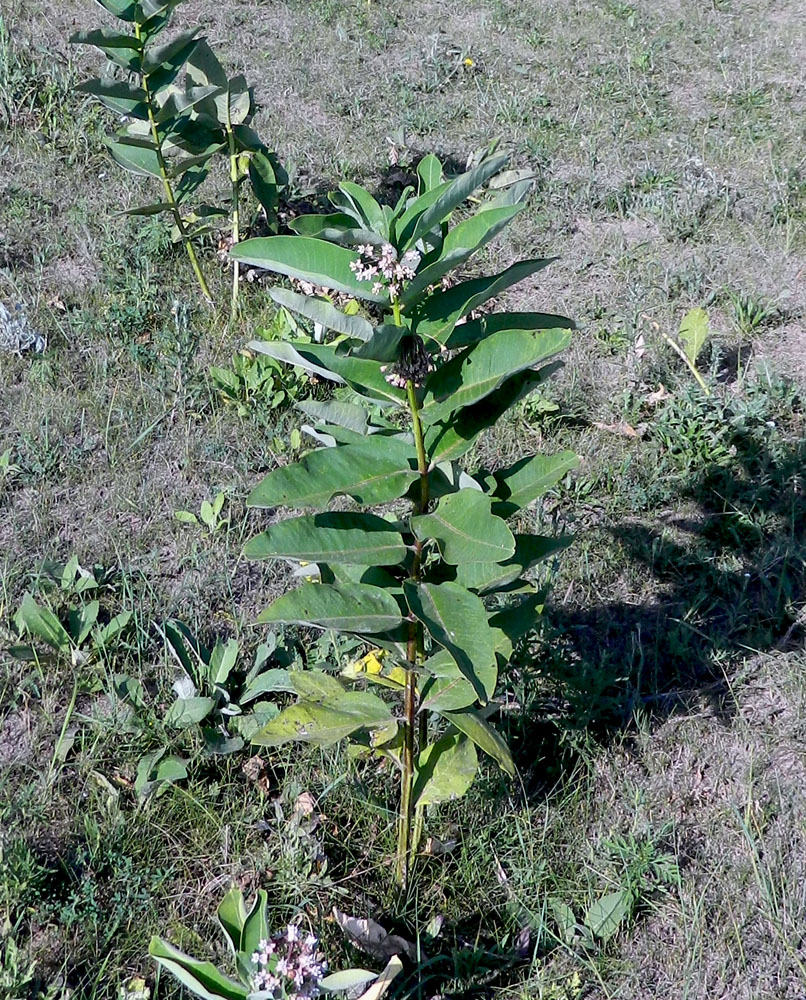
[413,734,478,807]
[412,489,515,564]
[258,583,403,633]
[679,307,710,366]
[440,707,514,775]
[269,288,373,341]
[251,690,393,747]
[148,937,248,1000]
[245,512,407,565]
[585,890,631,940]
[15,595,71,654]
[491,451,578,517]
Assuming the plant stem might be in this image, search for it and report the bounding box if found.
[396,365,431,886]
[136,22,213,306]
[662,333,710,395]
[226,104,239,322]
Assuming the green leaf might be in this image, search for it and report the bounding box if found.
[247,438,417,509]
[252,690,393,747]
[78,78,148,118]
[449,534,572,593]
[401,204,524,306]
[421,328,571,425]
[337,181,386,234]
[403,153,509,249]
[107,138,162,177]
[424,364,562,465]
[68,600,99,646]
[285,343,408,406]
[584,890,631,940]
[413,259,555,345]
[488,592,545,661]
[92,0,139,20]
[291,670,346,701]
[217,888,247,954]
[149,937,248,1000]
[241,890,270,960]
[269,288,373,342]
[94,610,132,647]
[142,28,201,84]
[403,581,497,703]
[123,202,174,216]
[679,307,710,366]
[209,638,239,684]
[320,970,378,993]
[414,734,478,807]
[230,237,388,302]
[491,451,578,517]
[164,697,216,728]
[296,399,369,435]
[69,28,142,71]
[239,668,294,703]
[440,310,575,351]
[245,512,407,565]
[417,153,443,193]
[136,751,188,800]
[440,708,514,775]
[249,149,280,220]
[258,583,403,633]
[15,595,71,654]
[412,489,515,565]
[184,37,228,90]
[418,650,478,712]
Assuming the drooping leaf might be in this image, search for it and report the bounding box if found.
[424,363,563,464]
[269,288,373,342]
[337,181,386,234]
[401,204,524,306]
[122,201,174,216]
[251,690,393,747]
[678,307,710,366]
[440,707,515,775]
[249,149,282,221]
[295,399,369,435]
[258,583,403,633]
[488,591,545,661]
[413,258,555,344]
[420,328,571,425]
[239,668,294,703]
[142,29,201,89]
[490,451,578,517]
[403,581,497,703]
[149,937,248,1000]
[229,236,387,302]
[449,534,573,593]
[245,512,407,565]
[412,489,515,565]
[78,78,149,118]
[106,137,162,177]
[247,438,417,509]
[418,650,478,712]
[291,670,346,701]
[320,970,378,994]
[413,734,478,807]
[69,28,142,71]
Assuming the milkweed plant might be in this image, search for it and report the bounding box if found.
[230,151,578,884]
[72,0,286,313]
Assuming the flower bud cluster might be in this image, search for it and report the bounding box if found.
[349,243,420,300]
[251,925,327,997]
[380,335,434,389]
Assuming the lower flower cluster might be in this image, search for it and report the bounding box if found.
[251,926,327,998]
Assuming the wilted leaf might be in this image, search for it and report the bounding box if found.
[332,909,416,961]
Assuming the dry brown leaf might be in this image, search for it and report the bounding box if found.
[592,420,645,439]
[332,908,416,961]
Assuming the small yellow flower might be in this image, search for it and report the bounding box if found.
[463,57,475,68]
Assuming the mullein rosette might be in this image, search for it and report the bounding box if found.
[230,150,579,883]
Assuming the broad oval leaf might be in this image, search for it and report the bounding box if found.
[679,306,710,366]
[320,969,378,993]
[412,489,515,565]
[251,690,393,747]
[421,328,571,425]
[78,78,149,118]
[258,583,403,633]
[491,451,578,517]
[417,153,444,193]
[15,594,71,654]
[337,181,386,234]
[403,581,497,703]
[164,696,215,728]
[414,734,478,808]
[585,890,631,940]
[247,438,417,509]
[439,310,575,352]
[245,511,407,565]
[106,138,162,178]
[449,533,573,593]
[418,650,478,712]
[216,887,248,954]
[296,399,369,435]
[69,29,142,71]
[229,236,387,303]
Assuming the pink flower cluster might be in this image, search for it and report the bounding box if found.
[251,925,327,997]
[349,243,419,299]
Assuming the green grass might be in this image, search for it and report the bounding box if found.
[2,0,806,997]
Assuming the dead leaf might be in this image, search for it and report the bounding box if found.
[422,836,458,856]
[646,384,670,405]
[592,420,645,439]
[242,755,271,794]
[332,909,416,961]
